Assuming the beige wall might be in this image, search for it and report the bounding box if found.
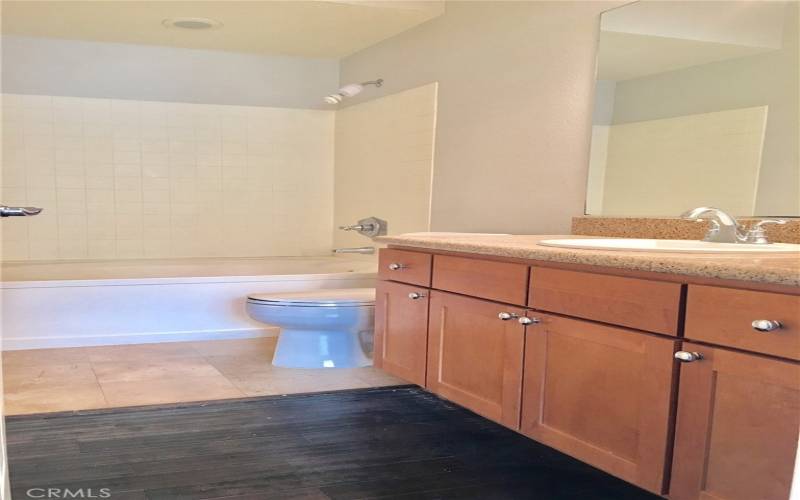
[0,94,335,261]
[2,35,339,110]
[340,1,620,234]
[333,83,437,249]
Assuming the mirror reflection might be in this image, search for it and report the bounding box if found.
[587,0,799,217]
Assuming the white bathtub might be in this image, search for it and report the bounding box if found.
[1,256,377,350]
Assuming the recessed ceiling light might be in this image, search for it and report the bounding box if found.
[162,17,223,30]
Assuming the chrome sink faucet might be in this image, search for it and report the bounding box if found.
[681,207,785,244]
[681,207,745,243]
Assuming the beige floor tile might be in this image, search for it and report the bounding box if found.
[3,340,406,414]
[354,367,408,387]
[99,375,245,407]
[91,357,223,383]
[3,348,90,369]
[226,368,374,396]
[188,337,277,358]
[4,362,98,390]
[5,381,107,415]
[204,354,275,376]
[84,342,201,363]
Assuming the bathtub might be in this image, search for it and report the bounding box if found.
[1,256,377,350]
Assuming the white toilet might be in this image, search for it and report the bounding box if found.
[246,288,375,369]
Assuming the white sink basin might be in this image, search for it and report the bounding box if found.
[539,238,800,254]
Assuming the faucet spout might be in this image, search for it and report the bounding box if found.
[681,207,745,244]
[680,206,738,227]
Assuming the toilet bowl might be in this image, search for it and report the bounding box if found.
[246,288,375,369]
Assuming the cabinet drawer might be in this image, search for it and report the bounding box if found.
[432,255,529,305]
[378,249,432,287]
[685,285,800,360]
[529,267,682,336]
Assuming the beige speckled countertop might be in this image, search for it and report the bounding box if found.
[376,233,800,288]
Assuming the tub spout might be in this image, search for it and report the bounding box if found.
[0,205,43,217]
[333,247,375,255]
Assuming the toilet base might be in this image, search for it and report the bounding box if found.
[272,328,373,368]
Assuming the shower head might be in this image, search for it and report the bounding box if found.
[324,79,383,104]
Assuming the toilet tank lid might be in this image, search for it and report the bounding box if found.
[247,288,376,306]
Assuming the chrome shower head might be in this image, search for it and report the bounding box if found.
[324,79,383,105]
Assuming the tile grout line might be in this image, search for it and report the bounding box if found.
[87,360,113,410]
[195,349,250,398]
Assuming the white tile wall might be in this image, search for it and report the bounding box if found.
[334,83,437,248]
[1,94,335,261]
[601,106,768,216]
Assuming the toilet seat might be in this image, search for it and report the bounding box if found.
[247,288,375,307]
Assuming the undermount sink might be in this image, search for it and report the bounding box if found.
[538,238,800,254]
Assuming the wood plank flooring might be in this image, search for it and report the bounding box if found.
[7,387,660,499]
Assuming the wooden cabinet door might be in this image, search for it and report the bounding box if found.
[426,291,525,429]
[374,280,430,386]
[670,343,800,500]
[521,313,678,494]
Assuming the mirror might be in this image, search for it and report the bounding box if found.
[586,1,799,217]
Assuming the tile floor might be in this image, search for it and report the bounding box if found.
[2,337,405,415]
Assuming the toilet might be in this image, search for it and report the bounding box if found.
[246,288,376,369]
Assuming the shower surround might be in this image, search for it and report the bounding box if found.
[1,85,438,262]
[0,94,335,261]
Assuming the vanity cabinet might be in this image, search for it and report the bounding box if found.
[521,313,678,493]
[374,280,430,386]
[670,343,800,500]
[426,291,526,428]
[374,247,800,499]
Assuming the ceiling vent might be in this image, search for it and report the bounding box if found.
[162,17,223,30]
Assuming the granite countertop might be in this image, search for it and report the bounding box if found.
[376,233,800,287]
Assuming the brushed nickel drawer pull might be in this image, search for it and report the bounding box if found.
[518,317,540,326]
[408,292,426,300]
[752,320,783,333]
[388,263,407,271]
[498,312,519,321]
[674,351,703,363]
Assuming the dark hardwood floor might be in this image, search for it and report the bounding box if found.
[7,387,660,499]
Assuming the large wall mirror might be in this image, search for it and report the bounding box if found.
[586,1,799,217]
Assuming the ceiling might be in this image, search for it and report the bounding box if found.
[0,0,444,59]
[601,1,787,50]
[597,31,774,81]
[598,0,788,81]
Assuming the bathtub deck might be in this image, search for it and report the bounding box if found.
[3,338,403,415]
[1,255,376,282]
[6,387,659,500]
